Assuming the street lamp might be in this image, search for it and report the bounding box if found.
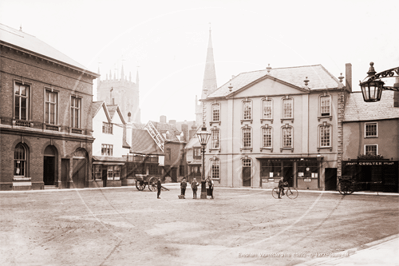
[359,62,399,102]
[196,124,211,199]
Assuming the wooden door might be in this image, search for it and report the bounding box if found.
[72,159,86,188]
[243,167,251,186]
[43,156,55,185]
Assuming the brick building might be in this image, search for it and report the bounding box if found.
[0,24,99,190]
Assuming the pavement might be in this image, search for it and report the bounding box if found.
[296,234,399,266]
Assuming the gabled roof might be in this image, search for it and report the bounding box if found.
[0,23,98,78]
[131,129,163,155]
[91,101,111,122]
[344,91,399,122]
[207,64,344,99]
[149,121,181,142]
[107,105,126,124]
[184,136,200,149]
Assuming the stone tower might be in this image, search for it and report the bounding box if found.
[195,27,217,127]
[97,66,141,123]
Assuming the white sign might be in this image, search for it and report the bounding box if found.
[269,172,273,177]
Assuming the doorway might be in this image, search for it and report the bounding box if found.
[325,168,337,190]
[102,167,107,187]
[43,145,57,186]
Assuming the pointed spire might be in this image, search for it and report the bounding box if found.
[121,64,125,80]
[129,71,132,82]
[202,25,217,99]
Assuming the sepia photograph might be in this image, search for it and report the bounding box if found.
[0,0,398,265]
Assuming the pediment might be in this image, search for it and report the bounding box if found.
[231,75,308,98]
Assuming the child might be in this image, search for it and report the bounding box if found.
[191,178,198,199]
[180,178,187,198]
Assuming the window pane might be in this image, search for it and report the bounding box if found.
[21,86,26,96]
[21,98,27,120]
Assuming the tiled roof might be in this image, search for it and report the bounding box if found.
[184,136,200,149]
[130,129,163,155]
[107,105,118,119]
[0,23,96,75]
[91,101,105,118]
[207,64,344,98]
[149,121,181,141]
[344,91,399,122]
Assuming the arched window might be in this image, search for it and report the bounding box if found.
[14,143,28,176]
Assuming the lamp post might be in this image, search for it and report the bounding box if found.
[359,62,399,102]
[196,124,211,199]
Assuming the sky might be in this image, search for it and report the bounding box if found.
[1,0,398,123]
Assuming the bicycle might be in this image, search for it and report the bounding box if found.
[272,186,298,199]
[338,178,354,195]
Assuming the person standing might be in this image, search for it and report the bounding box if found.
[207,177,214,199]
[180,178,187,199]
[157,178,162,199]
[191,178,198,199]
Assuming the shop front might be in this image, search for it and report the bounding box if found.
[92,156,125,187]
[342,160,398,192]
[259,158,321,190]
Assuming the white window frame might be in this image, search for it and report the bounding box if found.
[282,97,293,119]
[320,95,331,117]
[102,122,113,134]
[281,125,293,152]
[262,126,272,148]
[319,125,331,147]
[364,144,378,156]
[241,126,252,151]
[71,96,81,128]
[14,143,28,176]
[242,99,252,120]
[14,82,30,121]
[365,122,378,138]
[101,144,113,156]
[212,103,220,122]
[262,98,273,119]
[210,159,220,179]
[211,128,220,150]
[45,89,58,125]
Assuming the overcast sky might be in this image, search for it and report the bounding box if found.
[1,0,398,123]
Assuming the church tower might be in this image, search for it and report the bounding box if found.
[97,66,141,124]
[195,27,217,127]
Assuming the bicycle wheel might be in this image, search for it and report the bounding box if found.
[339,180,354,195]
[286,187,298,199]
[272,187,280,199]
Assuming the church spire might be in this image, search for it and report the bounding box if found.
[202,25,217,99]
[121,64,125,80]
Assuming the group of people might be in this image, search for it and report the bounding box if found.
[179,177,214,199]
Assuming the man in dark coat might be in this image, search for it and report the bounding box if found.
[157,178,162,199]
[180,178,187,198]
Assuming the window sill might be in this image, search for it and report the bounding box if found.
[318,146,332,152]
[365,136,378,138]
[13,119,33,127]
[260,147,273,152]
[261,119,273,124]
[318,115,332,121]
[209,121,221,126]
[209,148,221,153]
[44,124,61,131]
[70,128,83,134]
[241,119,253,124]
[280,118,294,124]
[240,147,253,152]
[280,147,294,152]
[13,176,31,181]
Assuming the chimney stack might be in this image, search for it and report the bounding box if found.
[345,63,352,92]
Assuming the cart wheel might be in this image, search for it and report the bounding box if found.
[272,187,280,199]
[339,180,353,195]
[135,180,146,191]
[148,177,157,192]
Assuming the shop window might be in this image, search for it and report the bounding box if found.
[45,90,58,125]
[14,143,28,176]
[365,123,378,138]
[298,160,318,178]
[71,96,81,128]
[102,122,113,134]
[261,160,281,179]
[14,83,30,121]
[101,144,113,156]
[365,145,378,156]
[93,165,102,179]
[107,165,121,180]
[211,128,220,149]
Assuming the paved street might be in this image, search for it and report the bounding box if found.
[1,185,398,266]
